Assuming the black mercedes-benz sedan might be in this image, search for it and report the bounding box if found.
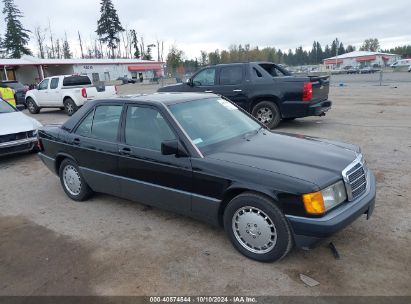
[37,93,376,262]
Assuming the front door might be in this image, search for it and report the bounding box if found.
[117,104,192,213]
[189,67,217,93]
[35,78,50,106]
[213,65,248,109]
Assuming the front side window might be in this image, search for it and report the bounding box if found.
[50,78,59,89]
[169,98,260,149]
[193,68,216,86]
[75,105,122,141]
[125,106,175,151]
[38,79,49,90]
[220,66,243,85]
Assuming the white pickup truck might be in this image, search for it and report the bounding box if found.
[25,75,117,116]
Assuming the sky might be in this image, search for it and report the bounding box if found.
[1,0,410,59]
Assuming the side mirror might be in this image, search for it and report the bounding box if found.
[161,140,179,156]
[161,140,188,157]
[186,78,193,86]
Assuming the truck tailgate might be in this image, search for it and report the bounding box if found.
[308,75,330,102]
[85,85,117,99]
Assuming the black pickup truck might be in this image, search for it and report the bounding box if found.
[158,62,331,128]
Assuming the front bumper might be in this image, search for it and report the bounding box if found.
[0,137,37,156]
[286,170,376,248]
[282,100,332,118]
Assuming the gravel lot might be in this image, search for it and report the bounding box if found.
[1,73,410,296]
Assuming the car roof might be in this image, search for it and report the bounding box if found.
[117,92,215,105]
[62,92,217,131]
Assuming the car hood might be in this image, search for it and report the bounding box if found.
[206,131,359,188]
[0,112,42,136]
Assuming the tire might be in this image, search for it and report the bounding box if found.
[59,158,93,201]
[26,98,40,114]
[252,101,281,129]
[223,192,293,262]
[64,98,78,116]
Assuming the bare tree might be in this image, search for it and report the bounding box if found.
[48,19,55,58]
[140,36,145,59]
[55,39,61,59]
[34,26,46,58]
[78,31,84,59]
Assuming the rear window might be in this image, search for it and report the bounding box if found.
[1,82,24,90]
[63,76,91,86]
[259,64,286,77]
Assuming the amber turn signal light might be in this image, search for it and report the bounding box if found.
[302,192,325,215]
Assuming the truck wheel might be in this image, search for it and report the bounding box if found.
[252,101,281,129]
[223,192,293,262]
[64,98,78,116]
[26,98,40,114]
[59,158,93,201]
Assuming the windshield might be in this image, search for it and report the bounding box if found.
[0,98,16,113]
[169,97,261,149]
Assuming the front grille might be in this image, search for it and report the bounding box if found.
[344,161,367,200]
[0,132,29,143]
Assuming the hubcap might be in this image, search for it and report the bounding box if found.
[232,206,277,254]
[256,107,274,124]
[28,101,35,112]
[63,165,82,196]
[66,103,73,114]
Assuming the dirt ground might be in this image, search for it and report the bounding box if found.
[0,74,410,296]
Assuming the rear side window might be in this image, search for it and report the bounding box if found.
[259,64,285,77]
[63,76,91,86]
[220,66,243,85]
[50,78,59,89]
[75,111,94,137]
[75,105,122,142]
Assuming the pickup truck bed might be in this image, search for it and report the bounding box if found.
[158,62,331,128]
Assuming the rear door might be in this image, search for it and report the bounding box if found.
[69,103,123,196]
[214,65,248,108]
[117,104,192,213]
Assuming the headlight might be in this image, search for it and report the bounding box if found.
[302,180,347,215]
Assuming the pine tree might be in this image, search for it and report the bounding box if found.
[130,29,140,59]
[2,0,32,58]
[96,0,124,58]
[62,33,72,59]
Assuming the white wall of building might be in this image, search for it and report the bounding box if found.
[72,64,156,82]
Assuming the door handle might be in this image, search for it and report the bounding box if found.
[119,147,132,155]
[73,138,80,145]
[204,90,213,93]
[233,89,242,92]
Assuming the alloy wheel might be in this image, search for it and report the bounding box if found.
[232,206,277,254]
